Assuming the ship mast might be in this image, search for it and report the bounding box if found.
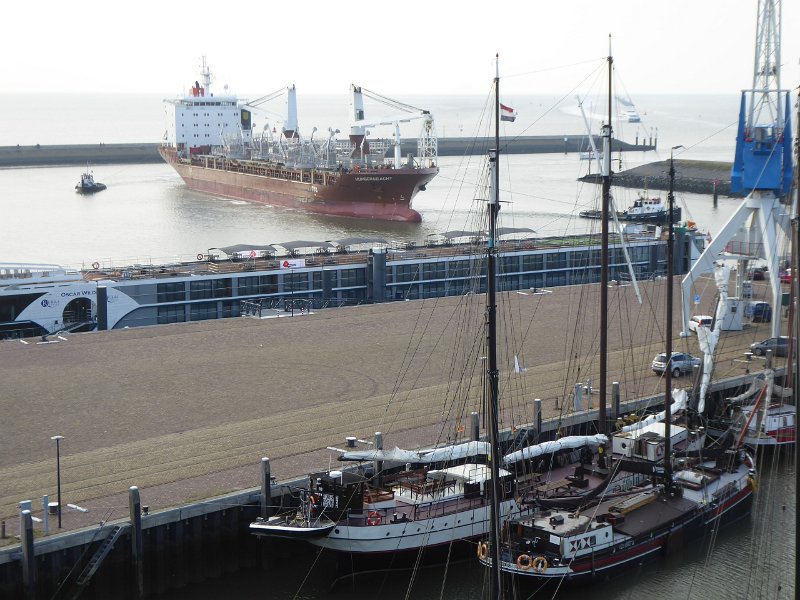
[792,86,799,599]
[485,54,504,600]
[200,56,213,95]
[598,36,612,435]
[663,145,681,486]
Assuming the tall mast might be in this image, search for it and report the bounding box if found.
[664,146,681,485]
[792,86,799,598]
[486,54,503,600]
[599,37,612,435]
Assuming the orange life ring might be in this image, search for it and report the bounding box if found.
[366,510,381,526]
[91,262,100,270]
[532,556,548,573]
[477,541,489,561]
[516,553,532,570]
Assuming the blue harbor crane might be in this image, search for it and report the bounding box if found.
[680,0,794,339]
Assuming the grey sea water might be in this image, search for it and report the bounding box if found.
[0,93,742,267]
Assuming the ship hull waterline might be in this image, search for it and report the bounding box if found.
[159,147,438,222]
[491,484,754,586]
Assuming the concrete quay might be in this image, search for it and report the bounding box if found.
[0,276,782,597]
[0,277,775,534]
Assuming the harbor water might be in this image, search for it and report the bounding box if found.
[0,93,742,267]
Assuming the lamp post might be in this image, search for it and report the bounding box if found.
[50,435,64,528]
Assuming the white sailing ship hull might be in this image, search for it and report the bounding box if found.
[309,499,523,554]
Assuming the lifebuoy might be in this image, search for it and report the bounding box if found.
[197,253,204,261]
[477,541,489,561]
[91,262,100,270]
[532,556,548,573]
[366,510,381,526]
[516,553,532,570]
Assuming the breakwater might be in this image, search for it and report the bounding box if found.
[0,136,654,168]
[581,159,735,196]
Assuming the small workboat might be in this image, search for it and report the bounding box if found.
[579,192,681,223]
[75,168,106,194]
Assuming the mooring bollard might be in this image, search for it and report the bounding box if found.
[129,486,144,600]
[260,457,271,519]
[21,510,35,600]
[713,177,719,207]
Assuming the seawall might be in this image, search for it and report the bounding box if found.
[580,159,735,196]
[0,136,654,168]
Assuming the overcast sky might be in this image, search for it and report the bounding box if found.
[5,0,798,96]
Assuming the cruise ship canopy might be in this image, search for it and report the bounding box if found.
[428,228,536,242]
[276,240,336,251]
[331,237,389,247]
[436,230,484,240]
[214,244,277,255]
[497,227,536,236]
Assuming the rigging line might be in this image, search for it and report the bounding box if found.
[435,540,455,600]
[498,61,609,146]
[503,56,607,81]
[293,546,328,600]
[433,153,494,251]
[422,276,481,440]
[668,121,740,158]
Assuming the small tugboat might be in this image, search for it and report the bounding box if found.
[75,168,106,194]
[579,192,681,223]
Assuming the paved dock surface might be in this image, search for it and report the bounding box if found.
[0,277,777,539]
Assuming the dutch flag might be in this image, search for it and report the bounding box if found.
[500,103,517,122]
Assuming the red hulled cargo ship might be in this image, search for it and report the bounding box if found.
[159,60,439,222]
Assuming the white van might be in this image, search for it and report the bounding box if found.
[688,315,713,333]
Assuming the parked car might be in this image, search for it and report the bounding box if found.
[688,315,713,333]
[780,269,792,284]
[652,352,701,377]
[750,336,794,357]
[745,301,772,323]
[747,266,767,281]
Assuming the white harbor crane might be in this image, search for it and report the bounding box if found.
[680,0,793,338]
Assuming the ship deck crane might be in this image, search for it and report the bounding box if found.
[349,85,437,169]
[244,85,299,139]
